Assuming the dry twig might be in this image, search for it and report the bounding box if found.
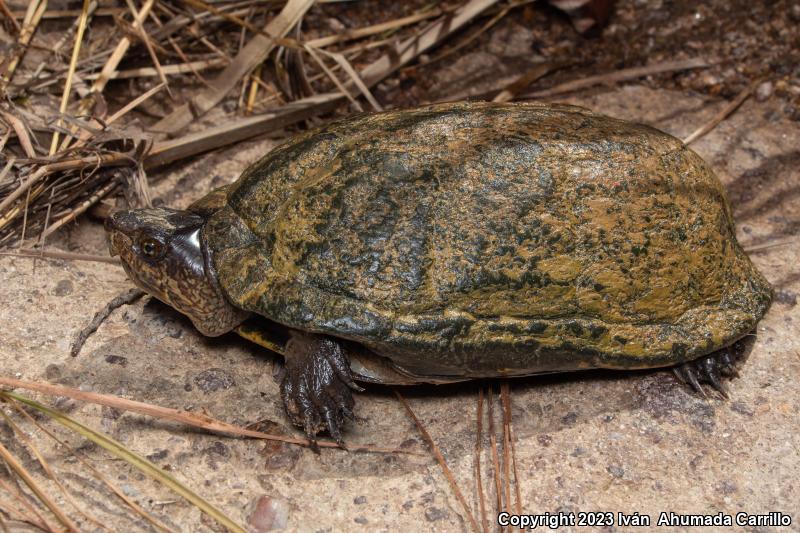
[70,288,145,357]
[86,0,156,103]
[683,81,756,145]
[306,7,444,48]
[417,0,535,71]
[0,0,21,33]
[523,58,710,99]
[123,0,171,98]
[492,62,562,103]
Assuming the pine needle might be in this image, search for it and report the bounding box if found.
[0,439,79,532]
[394,389,481,533]
[0,376,417,454]
[475,387,488,533]
[500,382,522,515]
[0,390,248,533]
[0,249,119,264]
[317,47,382,111]
[0,476,54,532]
[38,180,117,240]
[304,45,363,112]
[500,385,511,519]
[7,399,174,532]
[0,0,47,93]
[152,0,315,134]
[246,64,263,115]
[487,386,503,526]
[123,0,172,98]
[49,0,92,155]
[0,406,106,531]
[305,7,444,48]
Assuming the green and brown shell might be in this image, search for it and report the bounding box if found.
[200,101,771,380]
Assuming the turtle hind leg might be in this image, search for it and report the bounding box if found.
[672,337,752,399]
[280,331,364,448]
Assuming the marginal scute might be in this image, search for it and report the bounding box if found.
[205,101,772,379]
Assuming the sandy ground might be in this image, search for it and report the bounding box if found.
[1,84,798,532]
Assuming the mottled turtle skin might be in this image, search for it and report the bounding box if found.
[206,101,771,377]
[107,101,772,442]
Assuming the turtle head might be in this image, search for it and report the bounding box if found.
[106,207,248,336]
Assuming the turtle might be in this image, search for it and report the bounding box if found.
[105,101,772,444]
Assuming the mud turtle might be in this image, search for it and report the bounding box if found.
[106,101,771,443]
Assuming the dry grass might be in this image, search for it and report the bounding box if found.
[0,0,504,251]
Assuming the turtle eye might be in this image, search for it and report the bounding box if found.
[139,237,165,259]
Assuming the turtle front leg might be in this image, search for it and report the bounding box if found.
[280,330,364,447]
[672,336,753,398]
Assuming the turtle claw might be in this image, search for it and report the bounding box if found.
[699,356,728,398]
[280,331,360,448]
[673,364,706,397]
[673,344,744,399]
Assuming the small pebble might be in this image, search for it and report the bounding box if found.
[561,412,578,425]
[194,368,236,393]
[775,290,797,307]
[327,17,345,33]
[607,464,625,478]
[247,495,289,532]
[424,507,450,522]
[105,354,128,366]
[755,81,774,102]
[54,279,73,296]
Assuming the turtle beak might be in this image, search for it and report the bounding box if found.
[105,210,134,258]
[105,213,119,257]
[104,211,117,233]
[105,210,138,234]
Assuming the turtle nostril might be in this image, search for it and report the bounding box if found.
[104,212,118,232]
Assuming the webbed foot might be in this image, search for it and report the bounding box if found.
[280,331,363,448]
[672,336,753,398]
